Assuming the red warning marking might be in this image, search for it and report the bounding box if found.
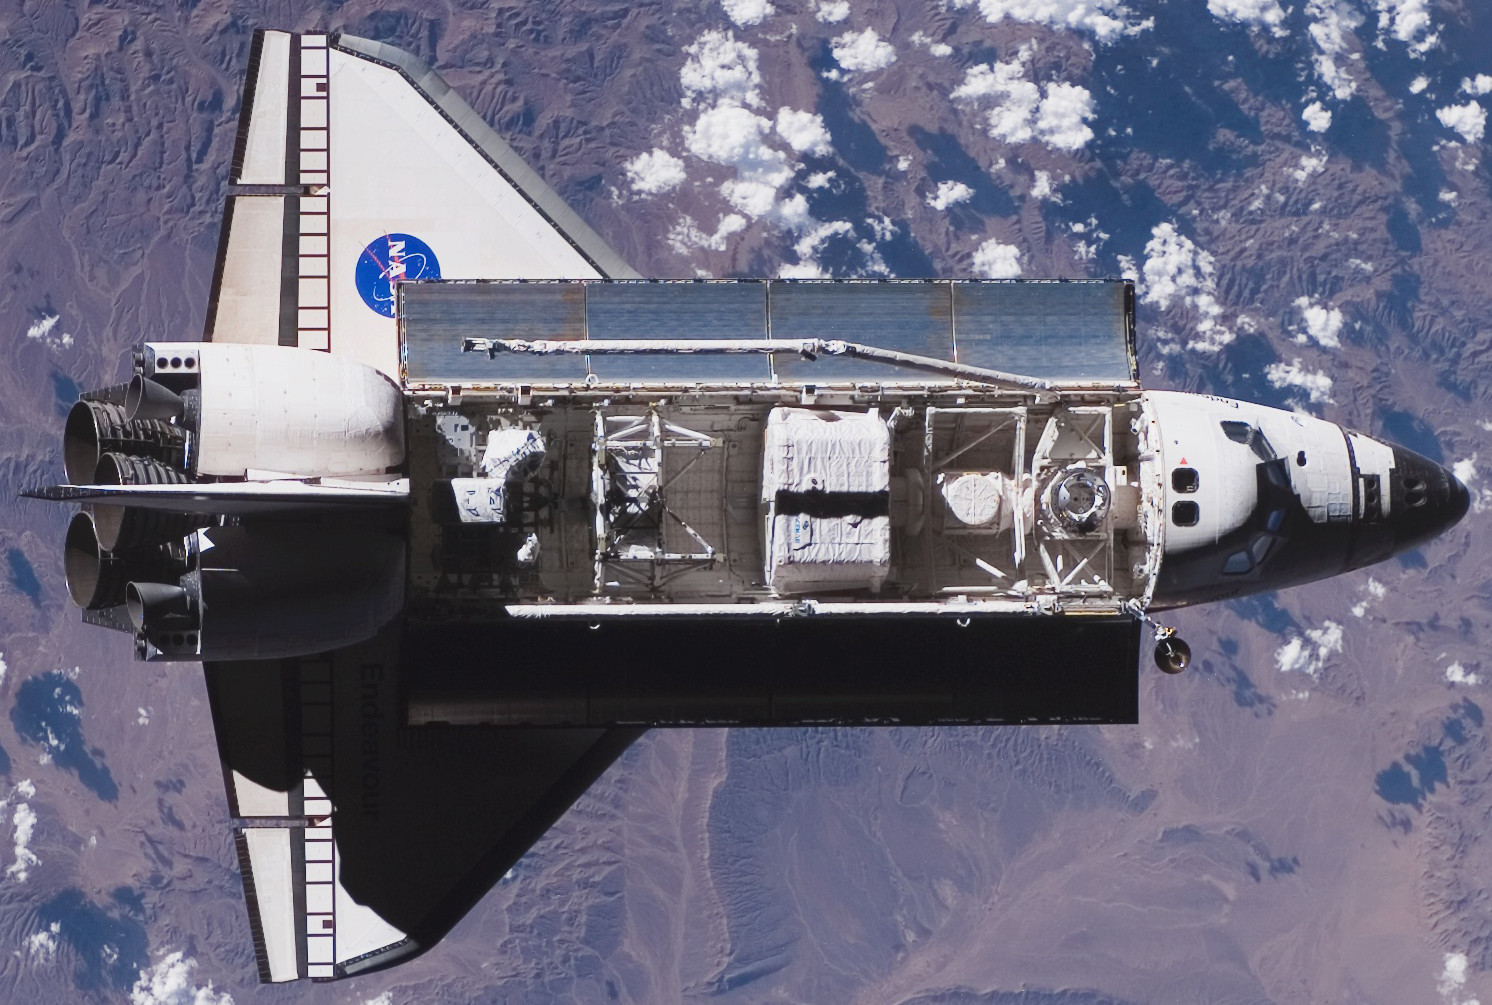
[1180,457,1188,465]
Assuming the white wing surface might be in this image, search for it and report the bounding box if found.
[206,30,637,378]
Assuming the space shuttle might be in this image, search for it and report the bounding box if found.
[25,31,1468,982]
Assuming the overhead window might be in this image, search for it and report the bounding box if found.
[1172,467,1199,493]
[1171,500,1199,526]
[1221,421,1252,444]
[1221,420,1276,460]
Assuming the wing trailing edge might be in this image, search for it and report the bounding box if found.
[204,627,641,981]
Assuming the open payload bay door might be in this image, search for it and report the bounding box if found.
[206,29,637,378]
[204,624,640,982]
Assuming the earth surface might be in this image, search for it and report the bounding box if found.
[2,0,1491,1002]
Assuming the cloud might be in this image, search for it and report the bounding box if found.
[624,149,687,195]
[911,32,954,56]
[1036,83,1096,150]
[1292,152,1328,181]
[831,28,896,72]
[1292,296,1343,348]
[1139,223,1233,352]
[681,31,762,107]
[1265,359,1335,404]
[7,800,38,882]
[1208,0,1287,35]
[1350,577,1386,617]
[1302,101,1332,132]
[953,53,1096,151]
[26,315,59,340]
[1452,455,1491,513]
[668,213,748,254]
[1373,0,1433,46]
[25,313,74,351]
[1437,952,1477,1005]
[1437,101,1486,143]
[949,0,1147,43]
[130,952,233,1005]
[972,239,1023,278]
[1306,0,1363,100]
[774,108,832,155]
[1446,663,1481,686]
[813,0,850,22]
[1463,74,1492,96]
[721,0,773,26]
[1275,621,1344,678]
[686,104,795,217]
[27,922,60,964]
[927,180,974,210]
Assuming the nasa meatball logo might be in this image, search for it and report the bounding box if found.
[354,233,441,317]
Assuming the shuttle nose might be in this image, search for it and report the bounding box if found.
[1388,445,1471,552]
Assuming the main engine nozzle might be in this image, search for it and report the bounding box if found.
[64,511,184,610]
[63,399,188,484]
[89,452,197,552]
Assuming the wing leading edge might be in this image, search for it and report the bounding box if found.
[206,29,638,378]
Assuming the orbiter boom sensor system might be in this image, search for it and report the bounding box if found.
[25,30,1469,984]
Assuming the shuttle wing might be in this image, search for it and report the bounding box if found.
[205,29,637,377]
[200,31,642,981]
[206,625,640,981]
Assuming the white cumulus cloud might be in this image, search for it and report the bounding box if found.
[1292,296,1343,348]
[774,108,832,155]
[131,952,233,1005]
[927,180,974,210]
[1306,0,1364,100]
[1140,223,1233,352]
[1436,952,1478,1005]
[1302,101,1333,132]
[1373,0,1433,46]
[681,31,762,107]
[831,28,896,72]
[668,214,748,254]
[1446,663,1481,686]
[813,0,850,22]
[1266,359,1335,404]
[721,0,773,26]
[1452,455,1491,513]
[1463,75,1492,96]
[27,922,60,964]
[1350,577,1387,617]
[624,149,687,195]
[1275,621,1344,678]
[686,104,795,218]
[972,239,1023,278]
[949,0,1146,43]
[1437,101,1486,143]
[26,314,74,351]
[953,53,1095,152]
[1208,0,1287,35]
[7,800,39,882]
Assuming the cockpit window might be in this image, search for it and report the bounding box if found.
[1222,550,1253,575]
[1172,467,1199,493]
[1171,500,1199,526]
